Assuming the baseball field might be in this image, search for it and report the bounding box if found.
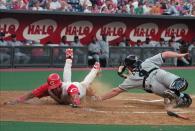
[0,67,195,131]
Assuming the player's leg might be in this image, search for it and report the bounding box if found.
[153,75,190,108]
[63,48,73,82]
[80,62,100,88]
[154,70,188,97]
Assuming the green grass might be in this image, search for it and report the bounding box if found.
[0,69,195,94]
[0,121,195,131]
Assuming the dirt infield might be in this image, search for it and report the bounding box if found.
[0,91,195,125]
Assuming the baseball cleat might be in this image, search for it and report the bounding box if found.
[65,48,73,59]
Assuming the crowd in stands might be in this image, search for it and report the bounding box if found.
[0,0,195,16]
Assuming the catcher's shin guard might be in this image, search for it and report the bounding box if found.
[170,78,188,92]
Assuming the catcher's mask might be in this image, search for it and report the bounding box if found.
[176,93,192,108]
[47,73,62,90]
[124,55,141,69]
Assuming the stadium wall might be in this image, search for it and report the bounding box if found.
[1,10,195,45]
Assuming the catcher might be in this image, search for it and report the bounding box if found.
[97,51,192,108]
[4,48,100,107]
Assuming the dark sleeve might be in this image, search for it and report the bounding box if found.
[117,66,127,79]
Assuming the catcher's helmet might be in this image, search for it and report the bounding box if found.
[176,93,192,108]
[124,55,140,68]
[47,73,62,90]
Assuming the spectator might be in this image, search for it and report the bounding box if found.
[91,4,100,13]
[121,4,128,13]
[115,36,130,64]
[7,34,30,64]
[70,35,83,47]
[48,0,61,10]
[101,5,109,13]
[60,35,69,46]
[60,0,72,11]
[191,9,195,16]
[83,5,92,13]
[79,0,92,8]
[88,36,101,63]
[38,0,47,9]
[155,38,167,47]
[142,37,154,47]
[11,0,27,10]
[126,0,132,13]
[150,1,162,15]
[177,40,190,66]
[188,38,195,52]
[132,0,138,8]
[119,36,130,47]
[98,35,109,67]
[32,0,44,10]
[134,39,142,47]
[190,1,195,15]
[58,35,70,61]
[107,3,115,13]
[70,35,84,63]
[134,2,144,15]
[0,0,7,9]
[165,0,179,16]
[143,1,152,15]
[0,32,10,64]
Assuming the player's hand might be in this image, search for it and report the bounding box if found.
[65,48,73,59]
[91,95,102,102]
[3,100,18,105]
[177,53,189,58]
[93,62,100,70]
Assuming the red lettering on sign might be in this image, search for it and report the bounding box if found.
[100,27,124,36]
[42,25,47,34]
[134,28,140,36]
[0,24,16,34]
[65,26,90,36]
[83,27,90,34]
[140,28,145,36]
[65,26,72,35]
[47,25,54,34]
[118,28,123,36]
[28,25,34,34]
[27,25,54,35]
[0,24,7,33]
[164,28,186,37]
[100,27,106,36]
[72,27,77,35]
[34,25,41,34]
[133,28,156,37]
[150,29,155,36]
[179,29,186,36]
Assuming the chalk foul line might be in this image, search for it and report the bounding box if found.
[83,108,193,114]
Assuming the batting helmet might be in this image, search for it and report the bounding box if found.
[47,73,62,90]
[124,55,140,69]
[67,84,80,106]
[176,93,192,108]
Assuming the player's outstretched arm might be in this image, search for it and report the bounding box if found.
[4,92,35,105]
[162,51,189,59]
[100,87,124,101]
[48,90,63,104]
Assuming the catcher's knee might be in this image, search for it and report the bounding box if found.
[170,78,188,92]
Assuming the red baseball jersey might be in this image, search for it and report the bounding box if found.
[32,83,50,98]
